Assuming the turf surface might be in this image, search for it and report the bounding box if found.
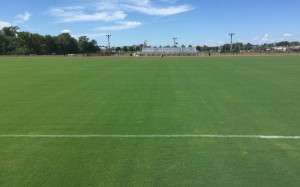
[0,56,300,186]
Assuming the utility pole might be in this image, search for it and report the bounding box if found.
[106,34,111,56]
[172,37,178,47]
[229,33,235,53]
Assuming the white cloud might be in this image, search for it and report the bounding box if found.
[96,21,142,31]
[124,4,193,16]
[253,36,259,41]
[96,0,193,16]
[49,0,193,23]
[61,29,71,33]
[160,0,178,3]
[63,6,85,11]
[262,34,270,42]
[16,12,32,23]
[96,0,152,10]
[49,7,126,22]
[283,33,292,37]
[0,21,11,29]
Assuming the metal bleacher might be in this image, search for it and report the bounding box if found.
[138,47,199,56]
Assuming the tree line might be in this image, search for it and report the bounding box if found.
[219,41,300,53]
[0,26,98,55]
[142,41,300,53]
[1,26,300,55]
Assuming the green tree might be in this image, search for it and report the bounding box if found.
[0,30,5,54]
[290,41,300,46]
[87,39,98,53]
[135,46,141,52]
[17,32,31,54]
[30,33,44,54]
[78,36,89,55]
[233,43,243,53]
[1,26,19,54]
[277,41,290,47]
[2,26,19,37]
[245,43,253,51]
[43,35,57,54]
[221,44,231,53]
[202,45,208,51]
[128,46,134,52]
[57,33,78,55]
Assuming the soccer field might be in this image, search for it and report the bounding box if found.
[0,56,300,186]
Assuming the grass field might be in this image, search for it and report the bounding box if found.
[0,56,300,186]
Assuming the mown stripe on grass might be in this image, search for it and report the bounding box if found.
[0,134,299,139]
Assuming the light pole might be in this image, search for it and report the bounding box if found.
[106,34,111,56]
[172,37,178,47]
[15,32,19,58]
[229,33,235,53]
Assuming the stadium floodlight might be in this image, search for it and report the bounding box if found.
[172,37,178,47]
[15,32,19,58]
[229,33,235,53]
[106,34,111,56]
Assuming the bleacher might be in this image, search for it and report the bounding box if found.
[138,47,199,56]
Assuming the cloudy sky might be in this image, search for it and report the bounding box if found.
[1,0,300,46]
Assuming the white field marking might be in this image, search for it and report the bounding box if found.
[0,134,299,139]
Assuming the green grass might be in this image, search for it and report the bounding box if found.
[0,56,300,186]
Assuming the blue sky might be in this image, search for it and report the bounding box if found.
[1,0,300,46]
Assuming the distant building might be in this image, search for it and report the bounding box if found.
[273,46,287,52]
